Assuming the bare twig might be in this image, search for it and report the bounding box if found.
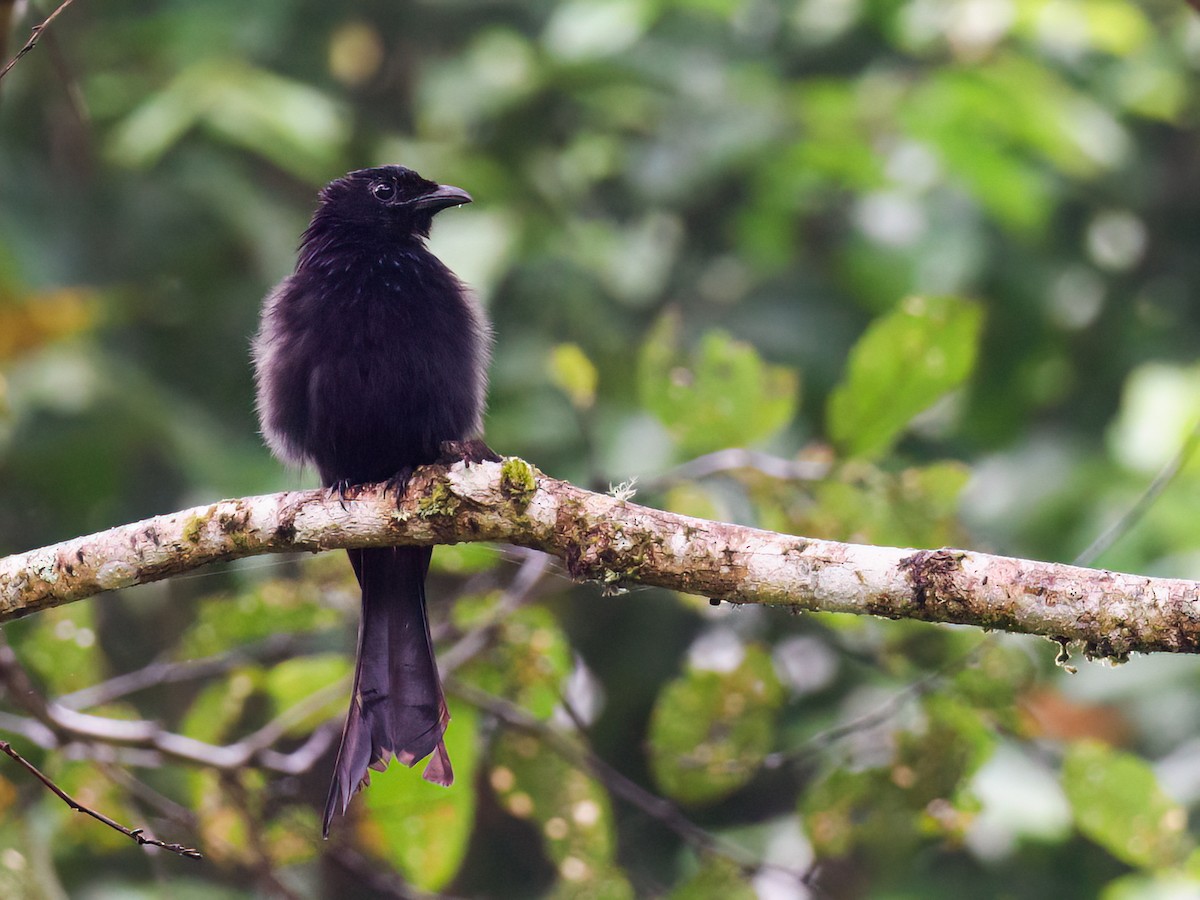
[1073,421,1200,567]
[439,549,551,674]
[57,632,311,710]
[643,447,830,489]
[257,719,341,775]
[454,682,813,887]
[0,637,337,775]
[0,739,201,859]
[97,762,199,827]
[0,0,80,84]
[765,639,993,772]
[233,677,348,760]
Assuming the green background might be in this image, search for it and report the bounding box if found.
[3,0,1200,896]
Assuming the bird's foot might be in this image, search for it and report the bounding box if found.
[330,479,357,511]
[384,466,416,503]
[438,439,501,467]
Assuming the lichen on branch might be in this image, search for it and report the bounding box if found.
[2,458,1199,658]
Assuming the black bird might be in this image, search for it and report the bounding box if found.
[252,166,491,835]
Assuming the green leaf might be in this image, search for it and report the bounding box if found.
[900,61,1104,230]
[179,668,258,744]
[549,342,599,410]
[188,768,259,867]
[431,542,504,575]
[639,311,800,457]
[1100,872,1200,900]
[663,482,723,522]
[262,653,351,736]
[547,868,636,900]
[648,645,783,805]
[178,578,337,658]
[670,854,755,899]
[1062,740,1190,869]
[362,704,480,891]
[804,766,907,860]
[895,694,995,800]
[108,59,348,183]
[792,82,885,190]
[951,640,1035,723]
[827,295,983,458]
[4,605,102,696]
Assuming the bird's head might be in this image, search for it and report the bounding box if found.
[313,165,472,239]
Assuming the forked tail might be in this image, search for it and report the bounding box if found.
[323,546,452,836]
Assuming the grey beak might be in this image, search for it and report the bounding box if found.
[412,184,473,212]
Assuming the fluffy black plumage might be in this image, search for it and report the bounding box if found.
[252,166,490,836]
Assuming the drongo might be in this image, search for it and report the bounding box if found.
[253,166,492,835]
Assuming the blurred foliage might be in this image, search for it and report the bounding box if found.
[827,294,982,458]
[453,595,575,717]
[362,705,482,891]
[1062,740,1191,869]
[648,644,784,805]
[640,312,801,458]
[3,0,1200,896]
[490,729,633,898]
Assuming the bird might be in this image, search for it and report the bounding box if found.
[252,166,493,836]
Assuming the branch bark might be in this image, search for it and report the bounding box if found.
[2,457,1198,660]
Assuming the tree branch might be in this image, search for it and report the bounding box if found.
[0,739,202,859]
[0,0,79,84]
[2,457,1198,659]
[0,636,341,775]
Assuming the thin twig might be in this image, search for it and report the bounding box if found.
[0,635,337,775]
[439,550,550,674]
[454,682,814,887]
[257,719,341,775]
[233,677,349,759]
[0,739,201,859]
[768,638,992,769]
[97,762,199,827]
[1073,420,1200,567]
[642,447,829,491]
[0,0,80,83]
[57,632,311,710]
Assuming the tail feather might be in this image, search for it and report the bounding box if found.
[323,546,452,836]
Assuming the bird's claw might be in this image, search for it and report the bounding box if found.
[385,467,415,503]
[330,479,356,510]
[438,439,501,467]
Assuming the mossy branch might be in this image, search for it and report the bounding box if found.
[2,457,1198,659]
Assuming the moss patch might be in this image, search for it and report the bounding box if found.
[418,480,461,519]
[181,513,209,545]
[499,458,537,510]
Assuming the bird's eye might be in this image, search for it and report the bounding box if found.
[371,183,396,202]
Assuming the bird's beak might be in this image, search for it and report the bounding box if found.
[412,184,473,212]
